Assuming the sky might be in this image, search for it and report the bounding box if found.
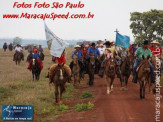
[0,0,163,41]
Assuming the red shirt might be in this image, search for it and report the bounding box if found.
[148,46,162,57]
[82,49,87,58]
[56,54,66,64]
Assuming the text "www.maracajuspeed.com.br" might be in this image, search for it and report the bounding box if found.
[3,12,94,20]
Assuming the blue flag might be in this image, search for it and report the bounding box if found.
[115,32,130,49]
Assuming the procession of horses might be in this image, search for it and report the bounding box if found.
[2,40,163,104]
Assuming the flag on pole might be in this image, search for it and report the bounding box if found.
[115,32,130,49]
[44,22,68,57]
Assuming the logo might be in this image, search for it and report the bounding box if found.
[2,105,33,121]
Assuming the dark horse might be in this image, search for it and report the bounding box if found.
[27,53,33,62]
[104,58,116,94]
[31,58,41,81]
[3,44,7,52]
[9,44,13,51]
[50,64,69,104]
[87,55,96,86]
[15,52,21,65]
[40,52,45,61]
[120,56,132,90]
[137,55,151,99]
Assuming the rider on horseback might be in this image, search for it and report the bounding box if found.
[49,49,71,83]
[70,45,85,78]
[132,40,154,83]
[13,44,24,61]
[38,45,43,53]
[87,42,100,74]
[27,48,43,70]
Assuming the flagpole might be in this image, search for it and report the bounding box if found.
[114,28,119,49]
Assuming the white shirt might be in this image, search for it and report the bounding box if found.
[98,47,105,55]
[15,46,23,52]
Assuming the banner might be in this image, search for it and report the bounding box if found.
[44,22,68,57]
[115,32,130,49]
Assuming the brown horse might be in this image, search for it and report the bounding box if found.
[50,64,68,104]
[137,55,151,99]
[120,56,132,90]
[104,58,116,94]
[72,55,81,87]
[15,52,21,65]
[88,55,96,86]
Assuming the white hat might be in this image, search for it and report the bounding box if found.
[151,40,160,45]
[100,44,103,46]
[74,45,81,48]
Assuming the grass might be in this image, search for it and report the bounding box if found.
[80,91,93,99]
[58,104,69,111]
[74,102,94,112]
[0,48,75,121]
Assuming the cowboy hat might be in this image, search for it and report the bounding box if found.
[91,43,96,46]
[100,44,103,46]
[151,40,160,45]
[74,45,81,48]
[143,40,149,45]
[104,41,111,46]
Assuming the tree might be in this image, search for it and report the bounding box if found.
[13,37,22,47]
[130,9,163,45]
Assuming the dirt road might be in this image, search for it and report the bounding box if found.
[53,75,163,122]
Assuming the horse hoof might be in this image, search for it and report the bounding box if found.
[107,90,111,94]
[59,101,63,104]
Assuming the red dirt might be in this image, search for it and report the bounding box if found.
[49,75,163,122]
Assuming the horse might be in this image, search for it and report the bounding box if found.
[72,55,81,87]
[31,58,41,81]
[120,56,132,90]
[50,64,69,104]
[9,45,13,51]
[104,58,116,94]
[15,52,21,65]
[87,55,96,86]
[3,44,7,52]
[39,52,45,61]
[137,55,151,99]
[27,53,33,62]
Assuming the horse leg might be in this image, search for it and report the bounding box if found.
[120,76,124,90]
[125,76,128,90]
[59,85,63,104]
[55,85,59,104]
[106,77,110,94]
[73,75,76,87]
[32,72,34,81]
[143,81,147,99]
[139,81,143,99]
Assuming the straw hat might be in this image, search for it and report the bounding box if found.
[151,40,160,45]
[100,44,103,46]
[74,45,81,48]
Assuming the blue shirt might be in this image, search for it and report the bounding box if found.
[72,50,83,60]
[87,47,100,58]
[33,53,40,58]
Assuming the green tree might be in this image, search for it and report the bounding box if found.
[130,9,163,45]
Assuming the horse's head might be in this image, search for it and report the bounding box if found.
[109,58,115,71]
[142,55,150,73]
[56,64,66,80]
[126,56,133,70]
[32,58,36,66]
[90,55,95,65]
[72,54,78,65]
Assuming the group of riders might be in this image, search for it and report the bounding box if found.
[4,40,162,84]
[49,39,162,85]
[3,42,13,51]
